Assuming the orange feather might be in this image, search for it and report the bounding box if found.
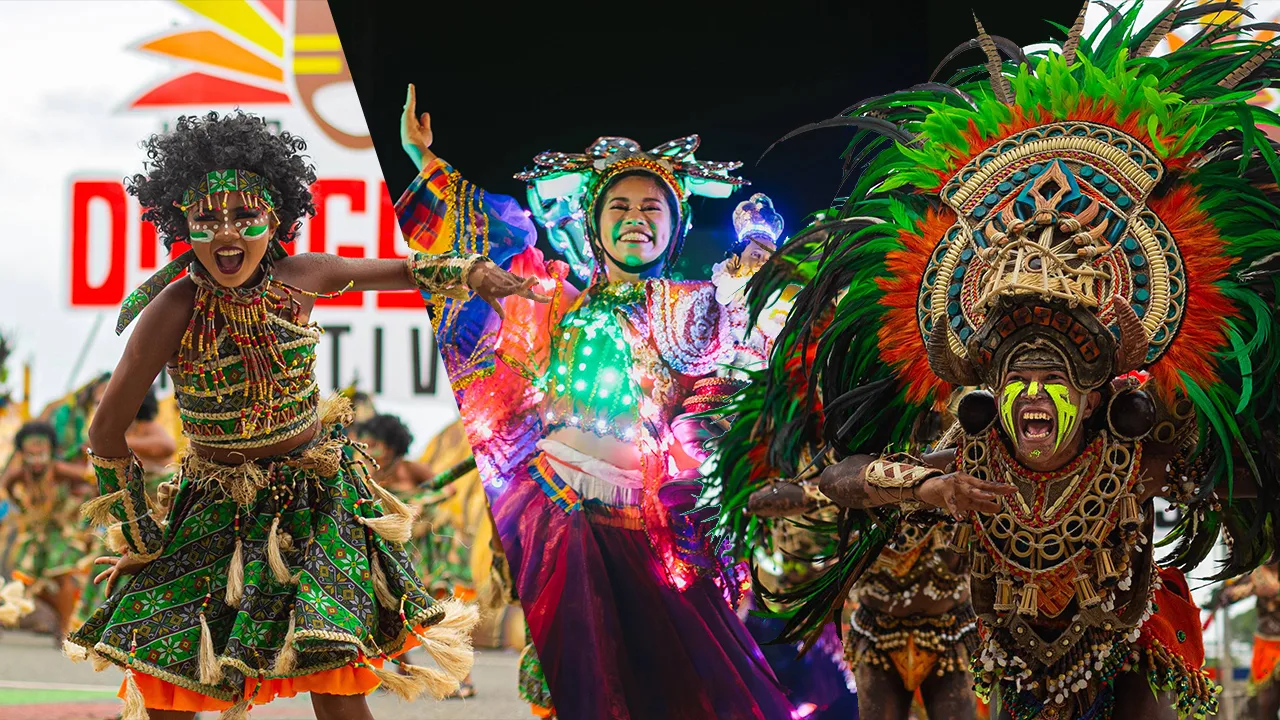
[1145,184,1237,398]
[876,206,956,404]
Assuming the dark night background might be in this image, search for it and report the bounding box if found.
[329,0,1082,280]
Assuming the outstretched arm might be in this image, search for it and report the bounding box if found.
[280,252,548,314]
[817,448,1014,516]
[86,280,191,557]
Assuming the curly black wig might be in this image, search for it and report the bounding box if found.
[352,413,414,458]
[126,111,317,249]
[15,421,58,453]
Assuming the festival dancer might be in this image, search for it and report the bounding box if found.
[41,373,111,465]
[1213,563,1280,719]
[396,84,794,719]
[2,421,92,645]
[60,111,520,720]
[716,3,1280,718]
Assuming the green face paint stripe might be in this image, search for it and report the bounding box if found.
[242,224,268,238]
[190,230,213,243]
[1028,381,1040,397]
[1043,383,1079,452]
[1000,381,1026,436]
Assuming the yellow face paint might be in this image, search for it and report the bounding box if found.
[1043,383,1079,452]
[1000,381,1026,437]
[1027,381,1040,397]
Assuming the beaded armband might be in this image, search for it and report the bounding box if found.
[84,452,165,557]
[865,453,943,512]
[407,250,488,302]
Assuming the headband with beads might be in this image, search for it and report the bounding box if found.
[175,169,279,212]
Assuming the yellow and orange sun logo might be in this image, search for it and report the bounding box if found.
[127,0,371,149]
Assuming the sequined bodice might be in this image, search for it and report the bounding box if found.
[540,283,648,442]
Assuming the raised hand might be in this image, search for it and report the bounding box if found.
[401,83,435,169]
[467,260,552,319]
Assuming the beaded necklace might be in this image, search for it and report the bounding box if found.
[177,264,340,445]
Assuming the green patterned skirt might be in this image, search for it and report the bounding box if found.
[66,424,476,711]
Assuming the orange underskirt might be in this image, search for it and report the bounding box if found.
[1253,635,1280,685]
[119,625,428,711]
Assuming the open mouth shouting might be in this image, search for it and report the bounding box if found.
[214,245,247,275]
[1018,407,1056,443]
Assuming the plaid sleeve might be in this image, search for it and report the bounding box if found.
[394,159,540,396]
[395,157,537,266]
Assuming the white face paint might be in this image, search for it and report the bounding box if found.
[185,191,276,287]
[188,203,270,242]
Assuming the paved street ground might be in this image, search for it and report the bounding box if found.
[0,629,531,720]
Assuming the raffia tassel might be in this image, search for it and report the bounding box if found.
[105,523,130,554]
[372,662,428,701]
[62,639,89,662]
[199,612,224,685]
[400,660,462,700]
[266,516,296,584]
[370,554,400,610]
[318,393,354,426]
[91,649,113,672]
[429,598,481,635]
[218,698,251,720]
[274,610,298,675]
[358,513,413,544]
[122,670,148,720]
[413,630,474,681]
[225,537,245,606]
[363,474,417,521]
[81,490,125,525]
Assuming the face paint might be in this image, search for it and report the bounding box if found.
[1000,380,1027,436]
[1027,381,1041,397]
[189,228,214,243]
[1043,383,1080,452]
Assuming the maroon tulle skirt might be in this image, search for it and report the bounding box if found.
[492,453,796,720]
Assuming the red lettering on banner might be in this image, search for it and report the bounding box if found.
[377,182,421,309]
[70,181,127,306]
[310,179,365,307]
